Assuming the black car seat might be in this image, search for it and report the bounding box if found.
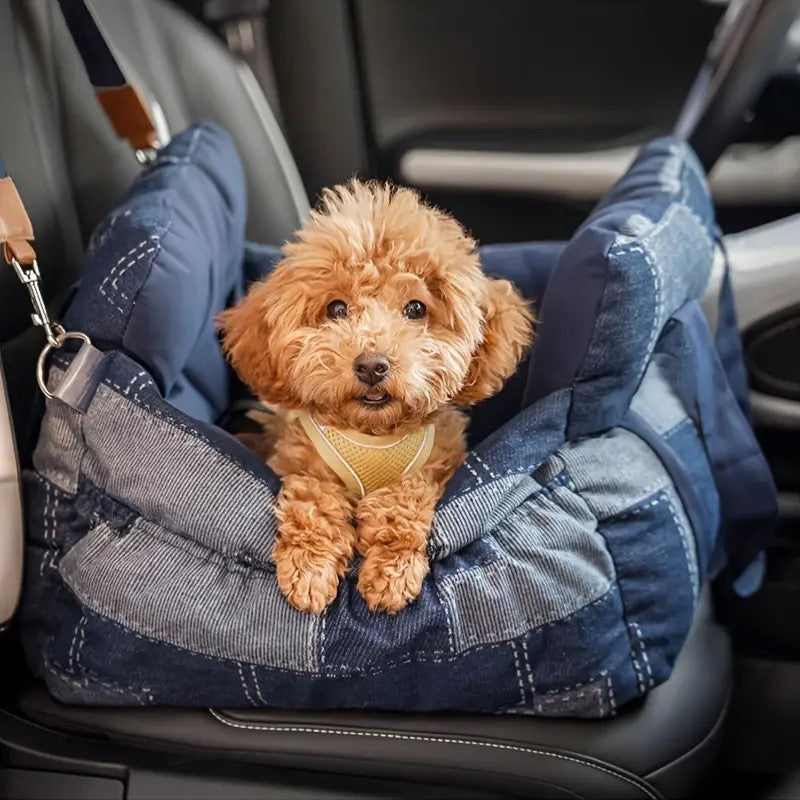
[0,2,731,798]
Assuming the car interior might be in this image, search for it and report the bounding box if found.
[1,1,800,798]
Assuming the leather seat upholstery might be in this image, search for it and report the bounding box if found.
[0,2,731,797]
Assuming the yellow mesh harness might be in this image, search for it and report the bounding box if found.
[297,412,435,498]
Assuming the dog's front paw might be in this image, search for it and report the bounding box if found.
[357,548,429,613]
[274,542,342,614]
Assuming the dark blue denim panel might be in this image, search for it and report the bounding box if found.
[525,585,637,713]
[321,572,452,674]
[659,303,776,591]
[524,139,715,429]
[657,419,720,577]
[468,242,565,445]
[599,492,697,693]
[40,585,635,715]
[439,388,569,504]
[63,124,247,423]
[715,259,750,415]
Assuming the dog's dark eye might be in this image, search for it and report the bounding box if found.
[403,300,427,320]
[326,299,348,320]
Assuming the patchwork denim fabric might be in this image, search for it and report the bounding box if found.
[21,127,776,714]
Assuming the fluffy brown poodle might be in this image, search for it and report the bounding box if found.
[219,181,532,614]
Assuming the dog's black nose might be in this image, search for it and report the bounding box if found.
[354,353,390,386]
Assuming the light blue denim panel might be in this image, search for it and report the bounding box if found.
[558,427,673,519]
[629,353,689,435]
[80,384,277,563]
[643,203,713,334]
[438,486,614,653]
[32,380,84,494]
[59,518,319,671]
[431,473,542,560]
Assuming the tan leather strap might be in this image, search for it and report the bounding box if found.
[96,85,160,153]
[0,176,35,266]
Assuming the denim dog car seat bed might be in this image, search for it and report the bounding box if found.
[21,124,776,715]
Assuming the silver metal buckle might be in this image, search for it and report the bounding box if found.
[36,331,92,400]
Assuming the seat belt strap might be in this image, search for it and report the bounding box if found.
[56,0,161,161]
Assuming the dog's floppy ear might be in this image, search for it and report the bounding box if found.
[453,277,533,406]
[217,267,298,407]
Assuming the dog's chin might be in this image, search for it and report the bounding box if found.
[309,393,431,436]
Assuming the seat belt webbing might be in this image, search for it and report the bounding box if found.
[57,0,160,160]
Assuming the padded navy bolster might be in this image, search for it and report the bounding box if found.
[63,124,247,423]
[524,138,715,437]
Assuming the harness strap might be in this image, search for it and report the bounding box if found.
[297,412,435,498]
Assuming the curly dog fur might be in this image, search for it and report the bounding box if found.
[219,181,533,613]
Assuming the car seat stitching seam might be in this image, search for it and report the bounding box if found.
[206,708,660,800]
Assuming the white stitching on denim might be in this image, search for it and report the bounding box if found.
[40,480,52,575]
[49,494,60,571]
[237,662,257,706]
[664,493,699,598]
[67,615,86,675]
[123,371,148,396]
[77,618,87,664]
[112,246,157,293]
[463,458,483,486]
[75,601,509,676]
[662,417,694,440]
[511,642,526,706]
[206,709,660,799]
[319,614,326,669]
[632,622,654,689]
[45,662,147,706]
[606,675,617,714]
[250,664,267,705]
[614,494,666,522]
[628,623,645,696]
[473,453,499,479]
[436,584,616,651]
[520,639,534,697]
[99,236,159,312]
